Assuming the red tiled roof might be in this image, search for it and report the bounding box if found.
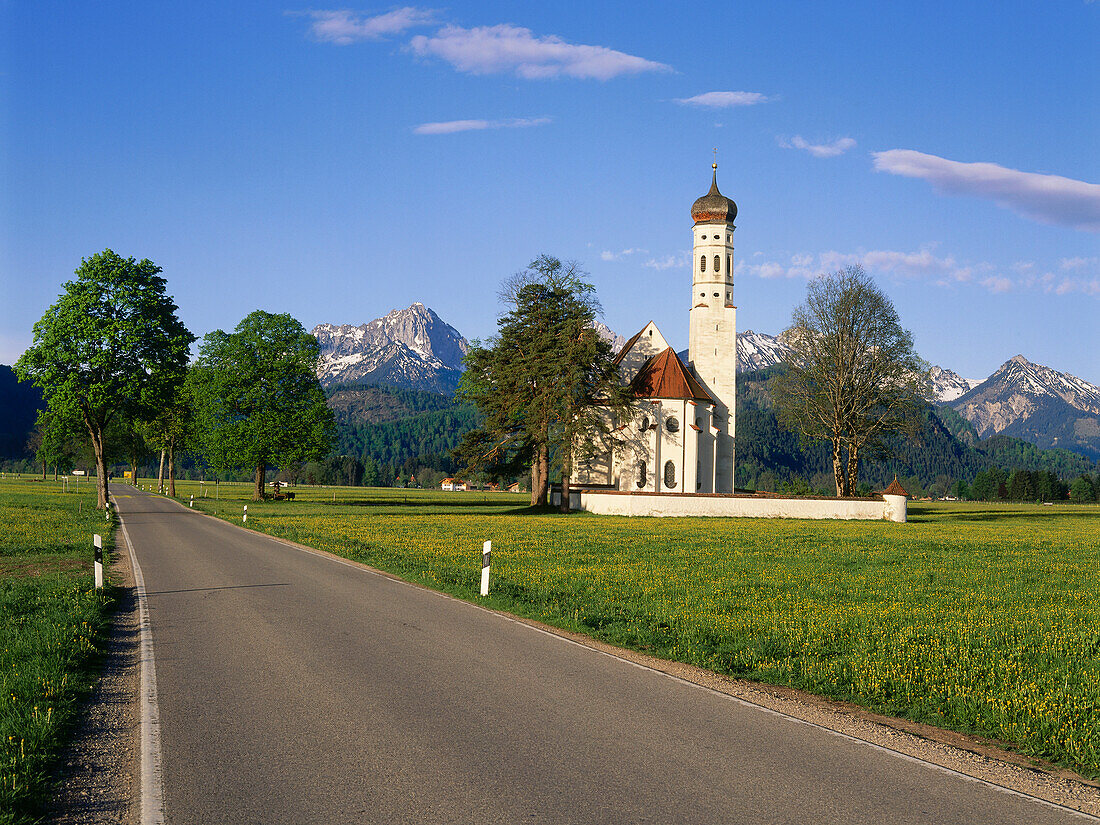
[883,478,908,497]
[630,348,716,403]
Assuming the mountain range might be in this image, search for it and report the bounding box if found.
[314,305,1100,461]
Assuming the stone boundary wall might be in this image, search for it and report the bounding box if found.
[554,489,907,521]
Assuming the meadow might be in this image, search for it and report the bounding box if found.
[0,476,113,823]
[154,478,1100,780]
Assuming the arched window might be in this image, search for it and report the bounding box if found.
[665,417,679,433]
[700,255,706,272]
[664,461,677,489]
[638,415,649,432]
[636,460,647,488]
[714,255,721,272]
[727,254,731,274]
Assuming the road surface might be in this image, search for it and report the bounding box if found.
[113,486,1089,824]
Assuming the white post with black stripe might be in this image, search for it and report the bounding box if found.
[480,540,491,597]
[93,534,104,589]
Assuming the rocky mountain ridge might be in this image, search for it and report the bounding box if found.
[312,303,468,394]
[949,355,1100,458]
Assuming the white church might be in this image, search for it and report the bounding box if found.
[573,164,738,495]
[565,165,907,521]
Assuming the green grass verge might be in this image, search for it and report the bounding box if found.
[0,478,114,825]
[161,480,1100,778]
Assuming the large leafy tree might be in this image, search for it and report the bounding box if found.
[16,250,194,508]
[771,265,930,496]
[192,311,336,500]
[457,255,631,510]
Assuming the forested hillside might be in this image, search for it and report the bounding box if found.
[329,384,480,479]
[0,366,41,458]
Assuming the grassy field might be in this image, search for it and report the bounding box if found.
[0,477,114,824]
[148,479,1100,779]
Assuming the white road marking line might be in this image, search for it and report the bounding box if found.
[116,504,166,825]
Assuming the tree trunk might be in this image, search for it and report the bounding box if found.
[90,427,109,509]
[530,457,541,506]
[559,447,572,514]
[253,462,266,501]
[537,443,550,506]
[53,465,59,481]
[168,439,177,497]
[157,448,166,493]
[41,458,46,481]
[831,438,847,497]
[131,458,138,488]
[846,442,859,496]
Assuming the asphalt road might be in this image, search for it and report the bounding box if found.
[114,486,1087,824]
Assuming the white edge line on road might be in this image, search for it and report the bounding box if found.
[115,503,166,825]
[173,496,1100,822]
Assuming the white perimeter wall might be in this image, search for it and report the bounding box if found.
[554,490,906,521]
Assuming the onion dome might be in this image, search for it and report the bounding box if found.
[691,164,737,224]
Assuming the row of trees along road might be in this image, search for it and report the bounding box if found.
[771,265,931,497]
[16,250,335,506]
[456,255,632,511]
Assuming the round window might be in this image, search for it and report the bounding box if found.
[665,417,679,433]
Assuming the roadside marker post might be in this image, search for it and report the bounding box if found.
[243,505,247,524]
[189,495,194,509]
[93,534,104,589]
[480,540,491,597]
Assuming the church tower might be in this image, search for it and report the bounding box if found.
[688,164,737,493]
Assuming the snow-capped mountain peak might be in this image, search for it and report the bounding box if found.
[312,304,469,393]
[950,355,1100,456]
[737,330,787,372]
[928,366,976,403]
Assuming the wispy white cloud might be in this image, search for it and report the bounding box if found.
[412,116,551,135]
[778,135,856,158]
[600,248,647,262]
[1061,256,1099,270]
[408,24,670,80]
[980,276,1014,294]
[303,7,436,44]
[740,247,1100,297]
[674,91,770,108]
[873,149,1100,231]
[644,254,685,271]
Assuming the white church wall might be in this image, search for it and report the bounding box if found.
[560,490,903,521]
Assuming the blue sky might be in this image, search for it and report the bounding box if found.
[2,2,1098,383]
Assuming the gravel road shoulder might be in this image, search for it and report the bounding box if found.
[45,527,140,825]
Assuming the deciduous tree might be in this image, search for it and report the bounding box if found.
[16,250,194,508]
[192,311,336,500]
[771,265,930,496]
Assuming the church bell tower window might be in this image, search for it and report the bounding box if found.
[714,255,721,272]
[700,255,706,273]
